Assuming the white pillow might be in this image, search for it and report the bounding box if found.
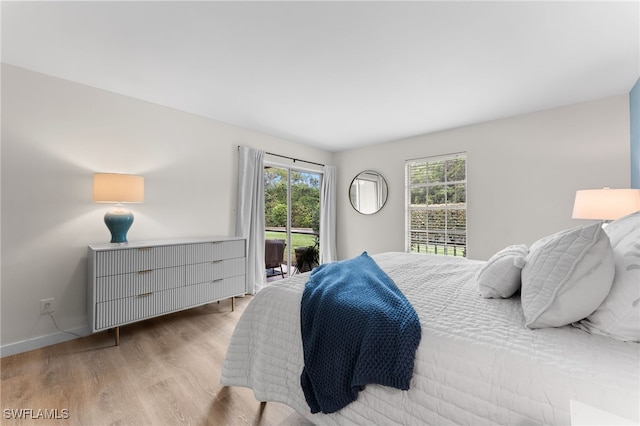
[477,244,528,298]
[579,211,640,341]
[521,222,615,329]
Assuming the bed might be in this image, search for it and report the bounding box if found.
[221,216,640,425]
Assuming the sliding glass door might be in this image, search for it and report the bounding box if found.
[264,165,321,278]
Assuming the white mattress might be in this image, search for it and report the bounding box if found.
[221,252,640,425]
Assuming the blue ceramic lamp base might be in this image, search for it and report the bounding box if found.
[104,205,134,243]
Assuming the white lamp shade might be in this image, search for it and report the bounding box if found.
[93,173,144,203]
[572,188,640,220]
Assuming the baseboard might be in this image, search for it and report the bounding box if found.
[1,326,91,357]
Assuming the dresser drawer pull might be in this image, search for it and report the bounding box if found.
[138,269,153,274]
[138,247,153,251]
[211,260,223,264]
[138,292,153,298]
[211,278,224,283]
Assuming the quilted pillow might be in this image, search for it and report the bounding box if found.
[521,222,615,329]
[579,211,640,341]
[477,244,528,298]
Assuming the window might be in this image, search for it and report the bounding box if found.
[406,153,467,257]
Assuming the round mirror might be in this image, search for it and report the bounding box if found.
[349,170,388,215]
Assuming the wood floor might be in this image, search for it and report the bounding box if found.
[1,296,310,426]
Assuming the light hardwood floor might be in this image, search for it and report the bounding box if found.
[1,296,310,426]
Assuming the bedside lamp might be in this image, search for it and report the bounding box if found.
[572,188,640,224]
[93,173,144,243]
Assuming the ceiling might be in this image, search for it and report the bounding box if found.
[2,1,639,152]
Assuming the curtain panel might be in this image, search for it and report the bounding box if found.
[320,165,337,263]
[235,146,266,294]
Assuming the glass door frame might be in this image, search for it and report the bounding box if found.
[264,160,323,277]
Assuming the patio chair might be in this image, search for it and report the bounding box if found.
[265,239,286,279]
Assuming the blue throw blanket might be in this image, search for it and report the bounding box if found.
[300,252,422,414]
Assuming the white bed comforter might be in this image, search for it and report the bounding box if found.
[221,252,640,425]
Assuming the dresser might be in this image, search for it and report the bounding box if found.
[88,237,246,345]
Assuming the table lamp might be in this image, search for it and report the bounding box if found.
[572,188,640,224]
[93,173,144,243]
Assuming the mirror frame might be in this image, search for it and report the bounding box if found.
[349,170,388,215]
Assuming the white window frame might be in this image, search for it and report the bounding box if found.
[405,152,467,257]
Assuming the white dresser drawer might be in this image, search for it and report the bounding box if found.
[185,240,245,264]
[184,257,246,285]
[95,245,186,276]
[183,276,246,307]
[95,287,182,330]
[95,266,184,302]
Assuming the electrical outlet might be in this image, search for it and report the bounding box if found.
[40,298,55,314]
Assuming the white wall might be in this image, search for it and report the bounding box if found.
[0,64,335,355]
[336,95,631,261]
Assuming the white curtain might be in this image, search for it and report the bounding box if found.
[235,146,266,294]
[320,165,337,263]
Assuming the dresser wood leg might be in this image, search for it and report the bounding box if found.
[231,297,235,312]
[115,326,120,346]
